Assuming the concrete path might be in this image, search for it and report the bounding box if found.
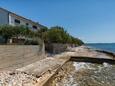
[16,55,70,86]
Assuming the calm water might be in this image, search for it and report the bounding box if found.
[86,43,115,52]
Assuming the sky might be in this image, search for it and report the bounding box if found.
[0,0,115,43]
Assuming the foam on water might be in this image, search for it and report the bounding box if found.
[72,62,115,86]
[73,62,96,71]
[73,62,112,71]
[54,61,115,86]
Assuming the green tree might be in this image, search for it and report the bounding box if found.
[0,25,14,43]
[36,26,84,45]
[37,27,48,39]
[0,25,37,43]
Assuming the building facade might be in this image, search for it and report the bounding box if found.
[0,7,45,31]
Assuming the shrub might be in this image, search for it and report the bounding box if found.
[38,26,84,45]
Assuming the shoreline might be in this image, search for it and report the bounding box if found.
[44,46,115,86]
[0,45,115,86]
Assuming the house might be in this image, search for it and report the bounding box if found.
[0,7,46,44]
[0,7,45,31]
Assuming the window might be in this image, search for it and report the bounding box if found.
[15,19,20,24]
[33,25,37,29]
[26,23,29,26]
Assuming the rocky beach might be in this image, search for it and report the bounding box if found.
[0,46,115,86]
[45,62,115,86]
[44,46,115,86]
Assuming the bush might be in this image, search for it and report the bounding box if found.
[0,25,37,43]
[0,25,84,46]
[41,26,84,45]
[24,40,38,45]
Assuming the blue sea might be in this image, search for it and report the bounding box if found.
[86,43,115,52]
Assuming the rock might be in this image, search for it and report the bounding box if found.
[0,70,38,86]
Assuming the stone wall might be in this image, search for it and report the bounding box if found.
[0,45,45,70]
[45,43,76,54]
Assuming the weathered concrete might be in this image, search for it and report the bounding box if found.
[36,46,115,86]
[68,46,115,60]
[70,56,115,64]
[45,43,68,54]
[16,55,70,86]
[15,46,115,86]
[0,45,115,86]
[0,45,45,70]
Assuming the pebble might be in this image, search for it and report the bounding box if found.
[0,70,38,86]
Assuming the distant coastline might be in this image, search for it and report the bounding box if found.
[85,43,115,52]
[86,43,115,44]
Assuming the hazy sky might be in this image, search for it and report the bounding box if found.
[0,0,115,43]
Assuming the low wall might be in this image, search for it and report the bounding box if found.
[0,45,45,70]
[45,43,76,54]
[0,36,5,44]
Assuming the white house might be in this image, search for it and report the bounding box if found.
[0,7,45,31]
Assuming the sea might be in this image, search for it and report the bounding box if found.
[51,43,115,86]
[86,43,115,53]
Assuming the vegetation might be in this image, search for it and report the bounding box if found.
[37,26,84,45]
[0,25,84,45]
[0,25,35,43]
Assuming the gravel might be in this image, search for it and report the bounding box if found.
[0,70,38,86]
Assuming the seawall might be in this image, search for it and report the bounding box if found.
[0,45,45,70]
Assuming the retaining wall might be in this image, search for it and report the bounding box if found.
[0,45,45,70]
[45,43,77,54]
